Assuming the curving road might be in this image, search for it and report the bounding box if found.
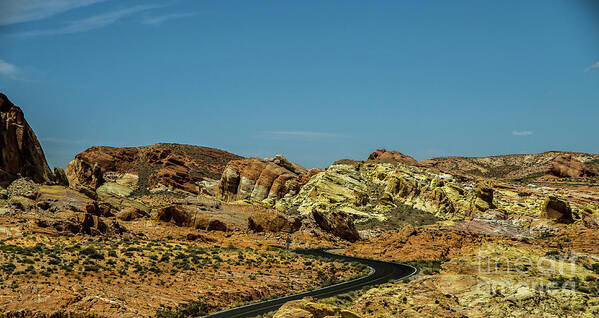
[202,249,417,318]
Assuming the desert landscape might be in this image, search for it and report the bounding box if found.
[1,1,598,317]
[0,92,597,317]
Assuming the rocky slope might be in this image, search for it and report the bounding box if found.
[0,93,53,185]
[66,143,242,195]
[217,154,320,203]
[275,159,498,221]
[420,151,599,180]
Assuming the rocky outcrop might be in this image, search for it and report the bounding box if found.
[247,209,360,242]
[470,183,494,213]
[545,154,598,178]
[248,210,302,233]
[53,166,69,186]
[276,160,481,221]
[310,210,360,242]
[540,195,573,223]
[115,207,148,221]
[157,205,193,226]
[0,93,53,185]
[85,201,115,217]
[156,205,228,231]
[420,151,599,180]
[217,154,308,202]
[367,149,418,165]
[35,211,126,236]
[66,143,242,194]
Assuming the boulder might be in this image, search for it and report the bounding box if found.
[206,219,227,231]
[0,93,53,185]
[310,210,360,242]
[545,154,598,178]
[367,149,418,165]
[66,159,104,190]
[248,210,302,233]
[472,183,494,212]
[540,195,573,223]
[53,166,69,186]
[115,207,148,221]
[157,205,192,226]
[217,154,309,202]
[85,201,115,217]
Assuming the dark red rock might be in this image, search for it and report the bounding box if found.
[0,93,53,185]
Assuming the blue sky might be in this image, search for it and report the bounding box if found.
[0,0,598,169]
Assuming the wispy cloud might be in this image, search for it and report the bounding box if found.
[39,137,87,144]
[15,4,164,37]
[261,131,346,139]
[0,59,18,79]
[512,130,533,137]
[142,12,196,25]
[585,61,599,72]
[0,0,108,26]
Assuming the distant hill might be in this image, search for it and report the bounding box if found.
[419,151,599,180]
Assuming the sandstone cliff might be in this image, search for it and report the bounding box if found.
[0,93,53,185]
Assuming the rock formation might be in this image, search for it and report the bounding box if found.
[420,151,599,180]
[0,93,53,185]
[367,149,418,165]
[276,160,479,220]
[471,183,494,212]
[65,143,242,194]
[540,195,573,223]
[217,154,309,202]
[545,154,598,178]
[310,210,360,242]
[247,210,302,233]
[115,207,148,221]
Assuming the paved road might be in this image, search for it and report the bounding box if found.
[203,249,417,318]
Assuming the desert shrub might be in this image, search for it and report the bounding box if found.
[156,301,211,318]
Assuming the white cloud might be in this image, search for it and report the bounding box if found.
[512,130,533,136]
[15,4,164,37]
[262,131,346,139]
[0,0,108,26]
[142,12,196,25]
[585,61,599,72]
[0,59,18,79]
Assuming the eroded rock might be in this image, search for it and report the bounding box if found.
[217,154,309,202]
[540,195,573,223]
[0,94,53,185]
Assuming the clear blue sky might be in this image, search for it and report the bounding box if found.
[1,0,598,169]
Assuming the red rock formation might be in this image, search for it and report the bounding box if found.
[545,154,598,178]
[367,149,418,165]
[0,93,53,184]
[217,154,309,201]
[65,143,242,194]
